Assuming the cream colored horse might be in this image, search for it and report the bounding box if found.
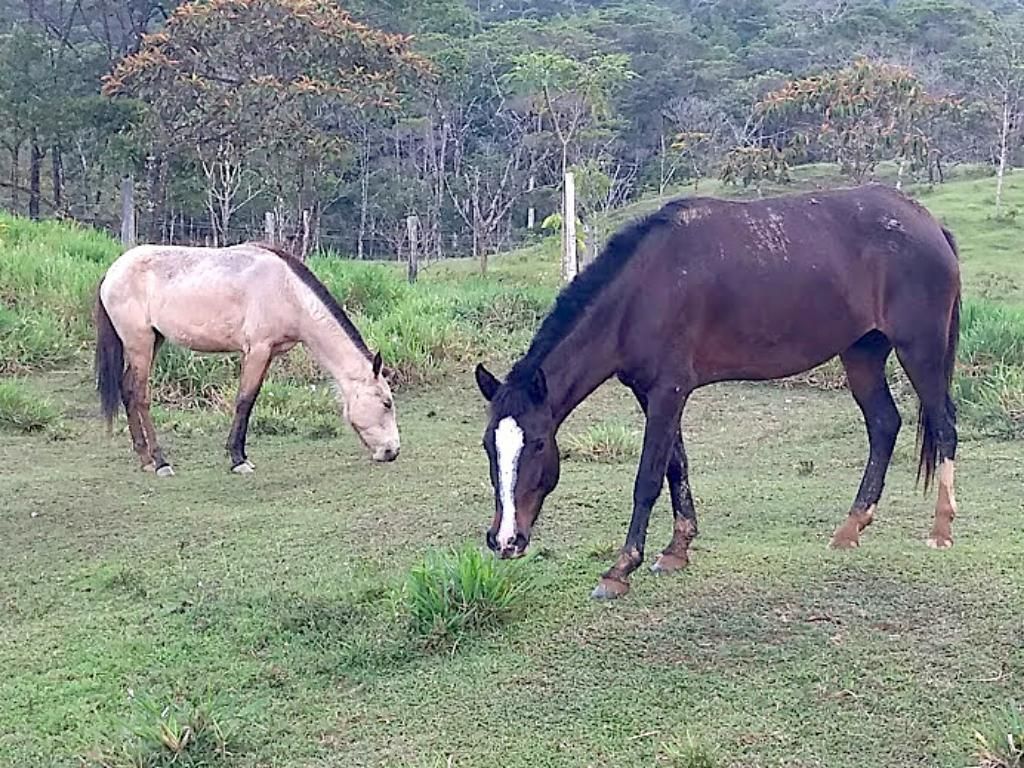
[94,242,400,476]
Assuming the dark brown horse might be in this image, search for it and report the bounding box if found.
[475,184,961,599]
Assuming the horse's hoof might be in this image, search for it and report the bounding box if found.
[141,462,156,473]
[231,462,255,475]
[591,577,630,600]
[155,465,175,478]
[651,552,690,574]
[926,534,953,550]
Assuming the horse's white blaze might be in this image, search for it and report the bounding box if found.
[495,417,525,548]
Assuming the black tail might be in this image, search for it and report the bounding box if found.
[94,279,124,432]
[916,227,961,491]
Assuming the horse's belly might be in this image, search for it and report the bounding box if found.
[150,293,248,352]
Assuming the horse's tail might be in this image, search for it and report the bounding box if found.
[916,226,961,491]
[94,278,124,433]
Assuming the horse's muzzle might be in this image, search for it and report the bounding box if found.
[487,529,528,559]
[373,446,400,462]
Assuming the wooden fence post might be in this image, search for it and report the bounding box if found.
[264,212,276,245]
[300,209,311,260]
[120,176,136,248]
[562,171,577,282]
[406,214,420,284]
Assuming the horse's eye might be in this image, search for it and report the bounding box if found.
[383,400,393,410]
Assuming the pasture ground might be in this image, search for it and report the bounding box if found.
[1,368,1021,767]
[2,166,1023,767]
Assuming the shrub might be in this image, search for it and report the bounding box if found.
[405,545,534,647]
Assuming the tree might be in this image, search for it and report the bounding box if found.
[503,50,634,181]
[757,58,959,186]
[963,13,1024,212]
[103,0,431,245]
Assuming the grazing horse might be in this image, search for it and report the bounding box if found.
[475,184,961,599]
[94,242,400,475]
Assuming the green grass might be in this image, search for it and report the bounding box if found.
[2,169,1024,767]
[1,375,1021,767]
[971,703,1024,768]
[405,544,535,648]
[0,378,60,433]
[562,422,640,463]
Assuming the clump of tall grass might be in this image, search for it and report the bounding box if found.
[971,702,1023,768]
[150,347,237,410]
[405,545,534,648]
[85,693,234,768]
[660,733,720,768]
[312,256,409,319]
[0,379,60,433]
[563,423,640,463]
[956,299,1024,437]
[248,382,341,438]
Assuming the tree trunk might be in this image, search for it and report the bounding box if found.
[9,144,19,210]
[896,157,907,191]
[29,131,44,220]
[996,91,1011,213]
[358,135,369,260]
[51,145,63,212]
[144,153,168,242]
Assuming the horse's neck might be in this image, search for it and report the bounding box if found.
[299,314,369,392]
[542,304,622,428]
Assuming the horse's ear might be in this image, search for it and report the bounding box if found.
[372,351,383,378]
[528,368,547,403]
[475,363,502,402]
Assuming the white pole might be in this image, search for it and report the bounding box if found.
[562,171,577,282]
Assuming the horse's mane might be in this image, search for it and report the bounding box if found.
[250,242,371,360]
[505,201,684,386]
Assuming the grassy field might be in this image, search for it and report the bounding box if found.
[1,168,1023,767]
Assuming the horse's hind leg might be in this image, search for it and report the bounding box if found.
[830,332,901,549]
[125,333,173,477]
[226,345,273,474]
[652,428,698,573]
[894,339,958,549]
[120,376,149,468]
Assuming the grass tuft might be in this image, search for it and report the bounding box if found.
[972,703,1024,768]
[660,733,720,768]
[86,693,235,768]
[405,545,534,648]
[0,379,60,433]
[563,422,639,463]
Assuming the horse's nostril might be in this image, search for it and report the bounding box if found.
[512,532,528,551]
[486,530,498,551]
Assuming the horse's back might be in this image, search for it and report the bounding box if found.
[631,184,959,381]
[100,244,299,352]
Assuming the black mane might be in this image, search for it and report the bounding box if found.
[251,243,372,360]
[505,201,685,386]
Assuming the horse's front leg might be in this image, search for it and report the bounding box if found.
[227,346,273,474]
[592,384,686,600]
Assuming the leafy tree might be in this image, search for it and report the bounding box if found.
[104,0,431,245]
[503,50,635,180]
[757,58,959,185]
